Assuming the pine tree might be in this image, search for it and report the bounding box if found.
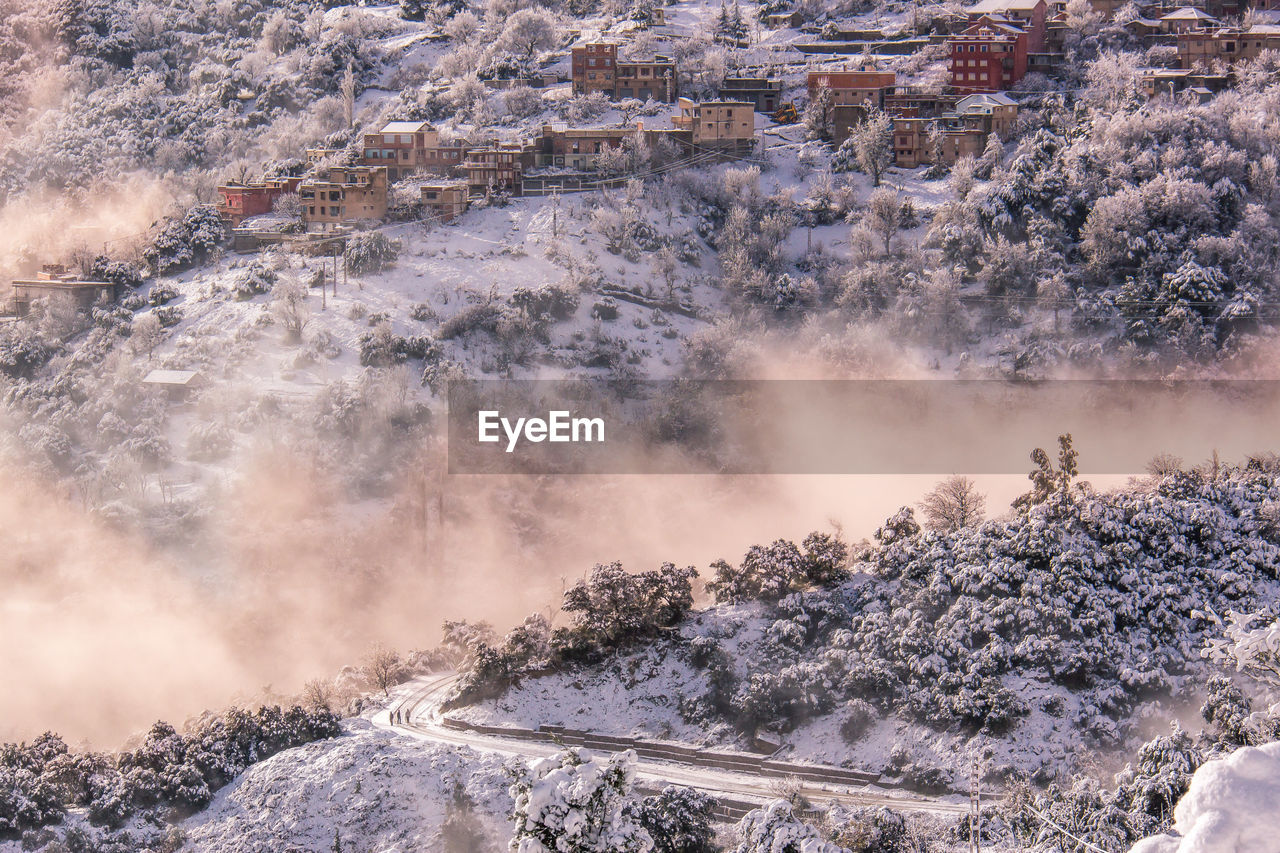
[715,3,730,42]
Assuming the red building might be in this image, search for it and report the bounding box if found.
[949,17,1028,94]
[216,177,301,226]
[570,42,677,101]
[965,0,1047,52]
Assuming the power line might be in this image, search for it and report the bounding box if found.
[1026,806,1112,853]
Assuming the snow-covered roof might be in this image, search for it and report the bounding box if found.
[1247,23,1280,34]
[967,0,1043,13]
[967,16,1026,33]
[379,121,430,133]
[956,92,1017,111]
[1160,7,1216,20]
[143,370,201,386]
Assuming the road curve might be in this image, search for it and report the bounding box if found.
[371,672,969,817]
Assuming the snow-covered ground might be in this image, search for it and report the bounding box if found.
[1130,741,1280,853]
[178,719,515,852]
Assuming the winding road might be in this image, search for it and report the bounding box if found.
[372,672,969,818]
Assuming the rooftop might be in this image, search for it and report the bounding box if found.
[379,121,431,133]
[143,370,201,386]
[967,0,1043,12]
[1161,8,1216,19]
[956,92,1018,109]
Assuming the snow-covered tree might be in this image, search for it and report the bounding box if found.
[734,800,849,853]
[627,786,717,853]
[1200,609,1280,689]
[498,8,560,66]
[508,749,653,853]
[863,187,904,256]
[851,110,893,187]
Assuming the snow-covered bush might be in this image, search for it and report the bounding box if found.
[230,263,279,301]
[344,232,401,274]
[148,283,179,306]
[705,532,848,604]
[0,706,339,837]
[144,206,225,274]
[734,800,849,853]
[0,325,54,379]
[627,785,717,853]
[508,748,654,853]
[357,323,441,367]
[839,699,877,745]
[554,561,698,661]
[824,805,918,853]
[88,257,144,290]
[1129,742,1280,853]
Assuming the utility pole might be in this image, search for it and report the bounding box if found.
[969,755,982,853]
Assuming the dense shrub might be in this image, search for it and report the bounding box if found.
[554,561,698,660]
[230,263,278,301]
[344,232,400,274]
[706,532,848,604]
[358,324,441,367]
[0,706,338,839]
[143,206,225,274]
[627,785,717,853]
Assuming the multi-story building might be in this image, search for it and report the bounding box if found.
[360,121,470,181]
[216,177,301,226]
[807,65,897,110]
[891,116,935,168]
[570,42,678,101]
[533,124,639,170]
[572,41,619,95]
[420,181,470,223]
[884,89,957,118]
[617,57,677,101]
[1178,24,1280,68]
[965,0,1047,51]
[890,92,1018,168]
[949,17,1029,94]
[299,166,388,231]
[717,77,784,113]
[463,145,530,196]
[672,99,756,154]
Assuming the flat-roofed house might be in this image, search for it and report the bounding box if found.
[142,369,203,401]
[718,77,784,113]
[216,177,302,227]
[1178,24,1280,68]
[807,65,897,110]
[420,181,470,223]
[9,265,120,316]
[533,123,637,170]
[299,166,389,231]
[672,99,756,155]
[570,41,678,100]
